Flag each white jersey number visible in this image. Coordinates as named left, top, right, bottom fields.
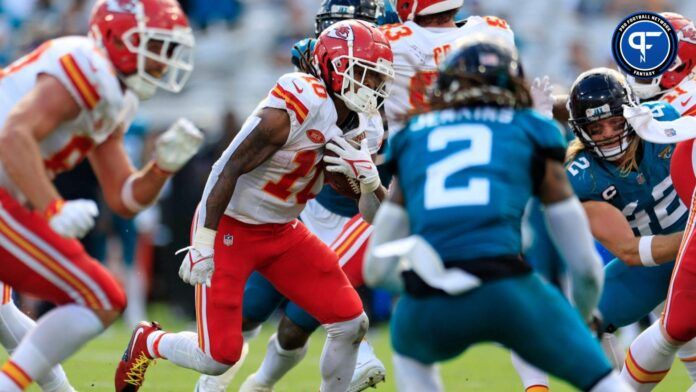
left=425, top=125, right=492, bottom=209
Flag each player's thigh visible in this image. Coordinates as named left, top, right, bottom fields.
left=599, top=258, right=674, bottom=330
left=493, top=274, right=612, bottom=391
left=0, top=191, right=125, bottom=311
left=198, top=216, right=265, bottom=362
left=671, top=139, right=695, bottom=205
left=664, top=228, right=696, bottom=341
left=390, top=294, right=480, bottom=365
left=333, top=215, right=372, bottom=288
left=259, top=226, right=363, bottom=325
left=284, top=301, right=321, bottom=333
left=299, top=200, right=350, bottom=245
left=242, top=271, right=285, bottom=324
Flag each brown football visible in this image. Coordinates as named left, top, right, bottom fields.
left=323, top=146, right=361, bottom=200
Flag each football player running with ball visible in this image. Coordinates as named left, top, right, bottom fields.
left=0, top=0, right=201, bottom=391
left=115, top=20, right=394, bottom=392
left=365, top=36, right=631, bottom=391
left=195, top=2, right=392, bottom=392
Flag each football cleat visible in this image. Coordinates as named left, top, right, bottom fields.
left=115, top=321, right=162, bottom=392
left=239, top=373, right=274, bottom=392
left=347, top=341, right=386, bottom=392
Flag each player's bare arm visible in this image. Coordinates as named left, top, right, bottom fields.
left=583, top=200, right=682, bottom=266
left=0, top=74, right=80, bottom=211
left=88, top=127, right=167, bottom=218
left=203, top=107, right=291, bottom=231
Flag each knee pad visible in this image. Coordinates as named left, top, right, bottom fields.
left=324, top=312, right=368, bottom=344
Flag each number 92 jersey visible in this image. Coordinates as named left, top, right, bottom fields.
left=566, top=101, right=687, bottom=236
left=385, top=107, right=566, bottom=262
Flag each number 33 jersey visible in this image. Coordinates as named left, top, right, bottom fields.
left=0, top=36, right=134, bottom=202
left=380, top=16, right=515, bottom=132
left=201, top=72, right=382, bottom=225
left=566, top=101, right=687, bottom=236
left=385, top=107, right=566, bottom=262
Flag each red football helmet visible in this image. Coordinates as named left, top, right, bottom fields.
left=391, top=0, right=463, bottom=22
left=314, top=20, right=394, bottom=113
left=628, top=12, right=696, bottom=100
left=89, top=0, right=195, bottom=99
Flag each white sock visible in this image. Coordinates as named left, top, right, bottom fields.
left=590, top=370, right=633, bottom=392
left=510, top=351, right=549, bottom=391
left=15, top=305, right=102, bottom=378
left=678, top=338, right=696, bottom=382
left=601, top=333, right=626, bottom=369
left=254, top=333, right=308, bottom=387
left=197, top=343, right=249, bottom=391
left=0, top=302, right=73, bottom=391
left=621, top=321, right=677, bottom=391
left=320, top=313, right=368, bottom=392
left=124, top=268, right=147, bottom=328
left=154, top=331, right=229, bottom=375
left=393, top=353, right=443, bottom=392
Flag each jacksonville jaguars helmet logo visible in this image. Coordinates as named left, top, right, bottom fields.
left=327, top=25, right=355, bottom=42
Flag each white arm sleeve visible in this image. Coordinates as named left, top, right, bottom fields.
left=544, top=196, right=604, bottom=321
left=635, top=115, right=696, bottom=144
left=364, top=201, right=411, bottom=292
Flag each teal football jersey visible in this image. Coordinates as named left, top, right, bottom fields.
left=566, top=101, right=686, bottom=236
left=386, top=107, right=567, bottom=262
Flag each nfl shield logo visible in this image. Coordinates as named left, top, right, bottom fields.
left=223, top=234, right=233, bottom=247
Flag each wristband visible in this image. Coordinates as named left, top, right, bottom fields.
left=194, top=227, right=217, bottom=248
left=639, top=235, right=657, bottom=266
left=121, top=173, right=148, bottom=213
left=43, top=199, right=64, bottom=220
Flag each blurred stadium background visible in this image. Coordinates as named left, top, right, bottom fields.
left=2, top=0, right=696, bottom=390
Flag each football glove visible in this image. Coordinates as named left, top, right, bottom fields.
left=45, top=199, right=99, bottom=239
left=623, top=104, right=654, bottom=135
left=155, top=118, right=204, bottom=174
left=531, top=76, right=554, bottom=119
left=324, top=137, right=381, bottom=193
left=177, top=227, right=216, bottom=287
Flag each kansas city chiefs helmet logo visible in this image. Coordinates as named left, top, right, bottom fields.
left=327, top=25, right=355, bottom=42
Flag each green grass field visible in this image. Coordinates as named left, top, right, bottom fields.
left=4, top=306, right=691, bottom=391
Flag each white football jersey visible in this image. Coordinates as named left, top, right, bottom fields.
left=382, top=16, right=515, bottom=132
left=199, top=72, right=384, bottom=225
left=0, top=36, right=132, bottom=201
left=662, top=75, right=696, bottom=116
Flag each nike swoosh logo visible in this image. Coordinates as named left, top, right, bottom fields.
left=291, top=221, right=299, bottom=229
left=129, top=328, right=144, bottom=359
left=292, top=81, right=304, bottom=94
left=682, top=96, right=693, bottom=107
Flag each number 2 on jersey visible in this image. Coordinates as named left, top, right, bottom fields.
left=263, top=150, right=321, bottom=203
left=425, top=125, right=492, bottom=209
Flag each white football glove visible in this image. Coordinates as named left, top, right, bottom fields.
left=177, top=227, right=216, bottom=287
left=46, top=199, right=99, bottom=239
left=623, top=104, right=654, bottom=134
left=531, top=76, right=554, bottom=119
left=155, top=118, right=204, bottom=173
left=323, top=137, right=381, bottom=193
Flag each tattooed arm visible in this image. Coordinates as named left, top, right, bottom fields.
left=202, top=107, right=290, bottom=230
